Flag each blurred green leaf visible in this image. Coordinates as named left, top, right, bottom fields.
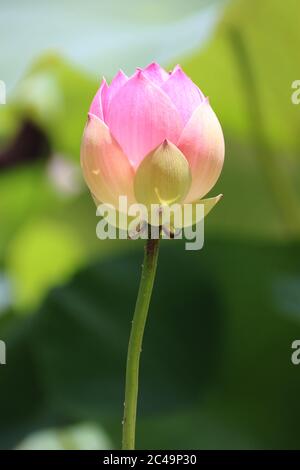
left=12, top=55, right=98, bottom=159
left=176, top=0, right=300, bottom=238
left=1, top=0, right=300, bottom=451
left=0, top=163, right=56, bottom=259
left=16, top=423, right=112, bottom=450
left=0, top=0, right=226, bottom=90
left=1, top=239, right=300, bottom=449
left=181, top=0, right=300, bottom=155
left=7, top=219, right=85, bottom=311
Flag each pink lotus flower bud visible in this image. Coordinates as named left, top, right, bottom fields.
left=81, top=63, right=224, bottom=225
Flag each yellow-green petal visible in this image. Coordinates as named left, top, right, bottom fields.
left=134, top=140, right=191, bottom=208
left=168, top=194, right=223, bottom=230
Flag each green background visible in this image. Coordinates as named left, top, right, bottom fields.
left=0, top=0, right=300, bottom=449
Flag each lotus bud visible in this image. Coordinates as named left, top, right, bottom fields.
left=81, top=63, right=224, bottom=229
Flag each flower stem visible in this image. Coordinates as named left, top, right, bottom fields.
left=122, top=236, right=160, bottom=450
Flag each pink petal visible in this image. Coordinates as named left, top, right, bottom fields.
left=102, top=70, right=128, bottom=122
left=81, top=113, right=135, bottom=207
left=89, top=79, right=108, bottom=120
left=106, top=71, right=183, bottom=168
left=142, top=62, right=169, bottom=86
left=177, top=99, right=225, bottom=202
left=162, top=65, right=204, bottom=125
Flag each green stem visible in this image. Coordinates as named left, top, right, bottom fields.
left=122, top=236, right=160, bottom=450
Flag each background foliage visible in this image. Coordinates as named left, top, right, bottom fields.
left=0, top=0, right=300, bottom=449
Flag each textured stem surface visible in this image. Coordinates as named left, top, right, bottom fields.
left=122, top=237, right=160, bottom=450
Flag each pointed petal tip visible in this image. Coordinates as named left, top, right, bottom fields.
left=106, top=69, right=183, bottom=167
left=145, top=61, right=159, bottom=69
left=110, top=69, right=128, bottom=84
left=174, top=193, right=223, bottom=228
left=87, top=111, right=101, bottom=123
left=86, top=112, right=109, bottom=134
left=171, top=64, right=183, bottom=75
left=129, top=68, right=147, bottom=83
left=169, top=65, right=197, bottom=84
left=117, top=69, right=127, bottom=77
left=142, top=62, right=169, bottom=84
left=134, top=139, right=191, bottom=206
left=122, top=65, right=166, bottom=88
left=135, top=68, right=147, bottom=81
left=144, top=61, right=166, bottom=73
